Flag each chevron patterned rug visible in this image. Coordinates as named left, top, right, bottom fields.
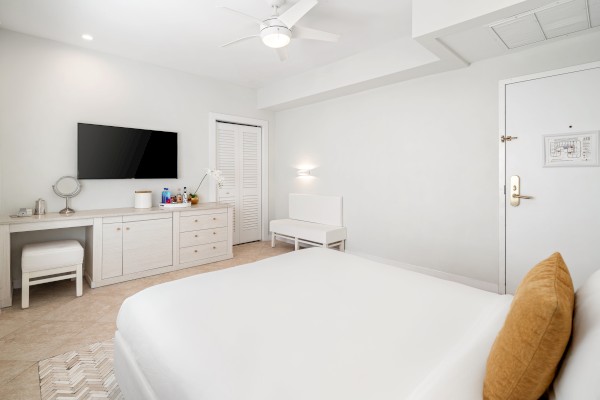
left=38, top=339, right=123, bottom=400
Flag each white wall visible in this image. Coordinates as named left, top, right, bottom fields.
left=0, top=30, right=274, bottom=281
left=0, top=29, right=274, bottom=215
left=272, top=31, right=600, bottom=287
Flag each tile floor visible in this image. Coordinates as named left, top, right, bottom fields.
left=0, top=241, right=293, bottom=399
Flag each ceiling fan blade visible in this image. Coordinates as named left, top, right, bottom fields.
left=292, top=25, right=340, bottom=42
left=278, top=0, right=318, bottom=29
left=217, top=6, right=264, bottom=24
left=221, top=35, right=260, bottom=47
left=276, top=47, right=288, bottom=61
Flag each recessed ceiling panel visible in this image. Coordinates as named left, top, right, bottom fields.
left=536, top=0, right=589, bottom=38
left=492, top=14, right=546, bottom=49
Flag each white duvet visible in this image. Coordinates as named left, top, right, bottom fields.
left=116, top=248, right=512, bottom=400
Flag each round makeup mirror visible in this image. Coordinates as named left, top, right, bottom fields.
left=52, top=176, right=81, bottom=214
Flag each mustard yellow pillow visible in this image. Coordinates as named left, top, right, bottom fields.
left=483, top=252, right=574, bottom=400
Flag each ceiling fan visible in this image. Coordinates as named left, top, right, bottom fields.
left=219, top=0, right=340, bottom=61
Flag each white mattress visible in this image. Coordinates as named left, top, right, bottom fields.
left=116, top=248, right=512, bottom=400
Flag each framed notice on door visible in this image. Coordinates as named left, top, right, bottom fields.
left=543, top=131, right=599, bottom=167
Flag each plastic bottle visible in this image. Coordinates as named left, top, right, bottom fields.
left=161, top=188, right=168, bottom=204
left=183, top=187, right=188, bottom=204
left=165, top=188, right=171, bottom=204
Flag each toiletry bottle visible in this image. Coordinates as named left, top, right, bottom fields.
left=165, top=188, right=171, bottom=204
left=183, top=187, right=188, bottom=204
left=177, top=189, right=183, bottom=204
left=161, top=188, right=168, bottom=204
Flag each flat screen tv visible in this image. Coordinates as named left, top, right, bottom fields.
left=77, top=123, right=178, bottom=179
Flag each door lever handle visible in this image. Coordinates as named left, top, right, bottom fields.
left=510, top=176, right=533, bottom=206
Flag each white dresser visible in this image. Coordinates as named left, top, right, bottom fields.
left=0, top=203, right=234, bottom=307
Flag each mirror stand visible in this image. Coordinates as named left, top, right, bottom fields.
left=60, top=197, right=75, bottom=215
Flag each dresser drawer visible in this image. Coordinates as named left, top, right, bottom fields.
left=180, top=241, right=227, bottom=264
left=180, top=213, right=226, bottom=232
left=180, top=227, right=227, bottom=248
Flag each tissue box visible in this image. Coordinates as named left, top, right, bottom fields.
left=134, top=190, right=152, bottom=209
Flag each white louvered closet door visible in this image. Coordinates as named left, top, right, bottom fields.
left=216, top=122, right=262, bottom=245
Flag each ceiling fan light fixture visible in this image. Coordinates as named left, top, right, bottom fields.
left=261, top=26, right=291, bottom=48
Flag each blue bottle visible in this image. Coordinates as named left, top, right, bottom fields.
left=165, top=188, right=171, bottom=204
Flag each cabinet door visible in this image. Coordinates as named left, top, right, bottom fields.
left=123, top=218, right=173, bottom=275
left=216, top=122, right=262, bottom=245
left=102, top=223, right=123, bottom=279
left=216, top=123, right=239, bottom=243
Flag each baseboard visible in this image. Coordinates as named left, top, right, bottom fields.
left=347, top=250, right=499, bottom=293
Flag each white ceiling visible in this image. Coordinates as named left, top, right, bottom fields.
left=0, top=0, right=413, bottom=88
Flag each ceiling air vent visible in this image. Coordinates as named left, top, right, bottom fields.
left=490, top=0, right=596, bottom=49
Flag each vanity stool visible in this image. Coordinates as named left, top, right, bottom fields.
left=21, top=240, right=84, bottom=309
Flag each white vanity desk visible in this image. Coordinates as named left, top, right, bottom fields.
left=0, top=203, right=233, bottom=308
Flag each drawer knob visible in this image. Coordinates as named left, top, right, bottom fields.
left=213, top=232, right=216, bottom=235
left=195, top=235, right=198, bottom=238
left=194, top=219, right=198, bottom=222
left=117, top=227, right=121, bottom=231
left=126, top=227, right=130, bottom=231
left=212, top=217, right=216, bottom=221
left=194, top=250, right=198, bottom=253
left=212, top=246, right=216, bottom=249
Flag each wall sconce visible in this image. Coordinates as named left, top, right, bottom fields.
left=297, top=169, right=312, bottom=177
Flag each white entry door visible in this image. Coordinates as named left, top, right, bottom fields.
left=504, top=63, right=600, bottom=293
left=216, top=122, right=262, bottom=245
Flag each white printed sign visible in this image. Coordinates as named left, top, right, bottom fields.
left=543, top=131, right=599, bottom=167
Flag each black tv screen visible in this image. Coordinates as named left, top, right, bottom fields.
left=77, top=123, right=178, bottom=179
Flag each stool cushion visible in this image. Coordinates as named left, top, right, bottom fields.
left=22, top=240, right=84, bottom=273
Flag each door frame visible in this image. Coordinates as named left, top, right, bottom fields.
left=208, top=112, right=270, bottom=241
left=498, top=60, right=600, bottom=294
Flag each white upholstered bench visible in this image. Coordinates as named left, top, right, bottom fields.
left=270, top=194, right=347, bottom=251
left=21, top=240, right=84, bottom=309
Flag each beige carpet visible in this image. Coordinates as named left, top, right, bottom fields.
left=38, top=340, right=122, bottom=400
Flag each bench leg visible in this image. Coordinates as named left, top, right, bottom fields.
left=294, top=238, right=299, bottom=251
left=22, top=272, right=30, bottom=309
left=271, top=232, right=275, bottom=248
left=340, top=241, right=345, bottom=252
left=76, top=264, right=83, bottom=297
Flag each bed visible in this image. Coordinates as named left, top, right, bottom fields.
left=115, top=248, right=515, bottom=399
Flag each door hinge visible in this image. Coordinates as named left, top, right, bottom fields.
left=501, top=135, right=518, bottom=143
